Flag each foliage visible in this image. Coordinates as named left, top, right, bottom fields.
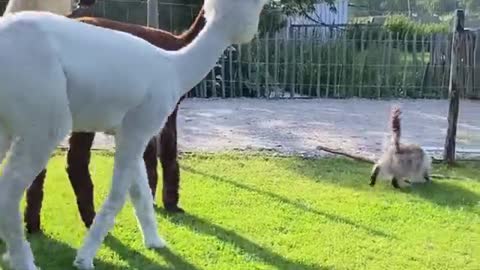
left=218, top=25, right=450, bottom=99
left=350, top=0, right=480, bottom=17
left=2, top=152, right=479, bottom=269
left=384, top=14, right=450, bottom=37
left=87, top=0, right=338, bottom=36
left=272, top=0, right=336, bottom=15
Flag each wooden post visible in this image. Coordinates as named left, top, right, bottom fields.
left=401, top=30, right=410, bottom=97
left=291, top=31, right=297, bottom=98
left=316, top=41, right=322, bottom=97
left=228, top=47, right=234, bottom=97
left=308, top=34, right=315, bottom=96
left=350, top=29, right=357, bottom=98
left=237, top=45, right=243, bottom=97
left=474, top=29, right=480, bottom=99
left=358, top=30, right=366, bottom=97
left=282, top=32, right=289, bottom=98
left=211, top=68, right=217, bottom=97
left=299, top=32, right=305, bottom=96
left=273, top=32, right=279, bottom=98
left=247, top=42, right=252, bottom=96
left=412, top=32, right=418, bottom=96
left=220, top=53, right=226, bottom=98
left=443, top=9, right=465, bottom=165
left=341, top=31, right=347, bottom=97
left=147, top=0, right=159, bottom=28
left=326, top=38, right=331, bottom=98
left=264, top=33, right=270, bottom=98
left=376, top=31, right=384, bottom=98
left=255, top=36, right=261, bottom=98
left=385, top=32, right=393, bottom=96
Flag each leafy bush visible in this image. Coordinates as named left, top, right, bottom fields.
left=384, top=15, right=450, bottom=38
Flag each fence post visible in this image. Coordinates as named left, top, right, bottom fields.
left=443, top=9, right=465, bottom=165
left=147, top=0, right=159, bottom=28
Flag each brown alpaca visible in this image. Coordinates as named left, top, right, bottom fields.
left=24, top=2, right=206, bottom=233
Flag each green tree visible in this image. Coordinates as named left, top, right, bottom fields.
left=156, top=0, right=333, bottom=33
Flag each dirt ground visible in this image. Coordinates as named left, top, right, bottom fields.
left=60, top=98, right=480, bottom=160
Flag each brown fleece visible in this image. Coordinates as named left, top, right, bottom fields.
left=24, top=2, right=205, bottom=233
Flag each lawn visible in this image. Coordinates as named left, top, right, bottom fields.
left=1, top=151, right=479, bottom=270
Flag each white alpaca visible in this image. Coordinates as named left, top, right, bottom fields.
left=3, top=0, right=73, bottom=15
left=0, top=0, right=268, bottom=269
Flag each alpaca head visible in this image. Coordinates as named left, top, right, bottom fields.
left=204, top=0, right=269, bottom=44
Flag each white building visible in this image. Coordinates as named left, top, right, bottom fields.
left=282, top=0, right=349, bottom=40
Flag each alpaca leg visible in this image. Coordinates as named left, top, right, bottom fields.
left=74, top=133, right=164, bottom=270
left=0, top=129, right=69, bottom=270
left=129, top=158, right=165, bottom=248
left=142, top=137, right=158, bottom=201
left=66, top=132, right=96, bottom=228
left=159, top=106, right=183, bottom=212
left=0, top=125, right=12, bottom=241
left=24, top=169, right=47, bottom=234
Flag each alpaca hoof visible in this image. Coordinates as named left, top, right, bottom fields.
left=145, top=236, right=167, bottom=249
left=84, top=221, right=93, bottom=229
left=26, top=224, right=42, bottom=235
left=2, top=251, right=39, bottom=270
left=73, top=257, right=94, bottom=270
left=164, top=203, right=184, bottom=214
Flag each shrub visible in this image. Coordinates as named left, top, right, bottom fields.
left=384, top=15, right=450, bottom=38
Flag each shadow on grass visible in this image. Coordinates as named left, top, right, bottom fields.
left=280, top=157, right=480, bottom=211
left=104, top=234, right=198, bottom=270
left=435, top=161, right=480, bottom=182
left=1, top=233, right=118, bottom=270
left=409, top=181, right=480, bottom=211
left=281, top=157, right=374, bottom=190
left=156, top=207, right=331, bottom=270
left=181, top=165, right=393, bottom=239
left=1, top=233, right=197, bottom=270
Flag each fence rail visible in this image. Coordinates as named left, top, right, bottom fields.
left=87, top=1, right=480, bottom=99
left=191, top=28, right=479, bottom=99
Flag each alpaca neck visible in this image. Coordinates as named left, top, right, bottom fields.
left=178, top=9, right=206, bottom=45
left=172, top=17, right=231, bottom=96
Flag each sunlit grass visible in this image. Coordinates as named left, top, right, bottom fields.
left=0, top=151, right=479, bottom=269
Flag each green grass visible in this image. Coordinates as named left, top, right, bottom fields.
left=1, top=151, right=480, bottom=270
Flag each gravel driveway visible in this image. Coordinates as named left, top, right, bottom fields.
left=60, top=98, right=480, bottom=160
